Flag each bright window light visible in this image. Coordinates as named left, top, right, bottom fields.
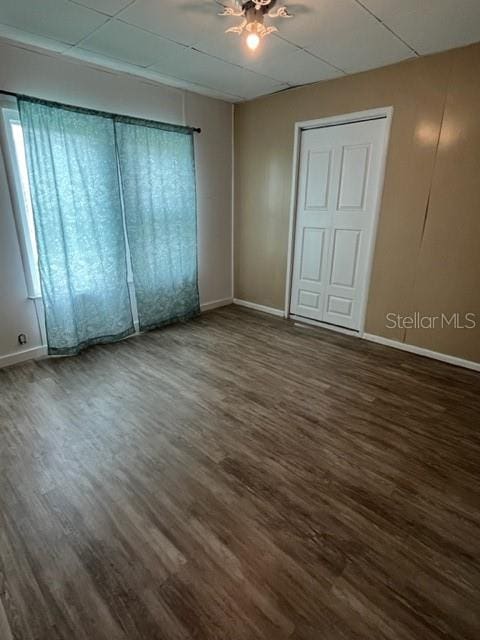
left=0, top=106, right=41, bottom=298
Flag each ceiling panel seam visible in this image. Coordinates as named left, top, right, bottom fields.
left=66, top=0, right=138, bottom=50
left=352, top=0, right=420, bottom=55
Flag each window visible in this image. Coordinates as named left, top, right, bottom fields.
left=2, top=95, right=199, bottom=355
left=0, top=102, right=41, bottom=298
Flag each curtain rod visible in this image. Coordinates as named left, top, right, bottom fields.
left=0, top=90, right=202, bottom=134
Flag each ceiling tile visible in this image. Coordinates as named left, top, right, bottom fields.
left=195, top=30, right=300, bottom=68
left=273, top=0, right=377, bottom=49
left=141, top=70, right=242, bottom=101
left=119, top=0, right=219, bottom=46
left=385, top=2, right=480, bottom=55
left=0, top=0, right=107, bottom=45
left=0, top=23, right=72, bottom=53
left=248, top=48, right=343, bottom=85
left=359, top=0, right=455, bottom=21
left=149, top=48, right=285, bottom=99
left=67, top=47, right=242, bottom=101
left=70, top=0, right=135, bottom=17
left=80, top=20, right=187, bottom=67
left=69, top=46, right=152, bottom=72
left=307, top=20, right=415, bottom=74
left=194, top=13, right=341, bottom=86
left=240, top=83, right=289, bottom=101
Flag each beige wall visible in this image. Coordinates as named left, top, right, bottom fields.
left=0, top=38, right=233, bottom=365
left=234, top=42, right=480, bottom=363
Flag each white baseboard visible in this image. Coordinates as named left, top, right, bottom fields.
left=200, top=297, right=233, bottom=312
left=0, top=345, right=47, bottom=369
left=233, top=298, right=285, bottom=318
left=0, top=302, right=232, bottom=370
left=363, top=333, right=480, bottom=372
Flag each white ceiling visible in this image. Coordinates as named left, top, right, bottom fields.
left=0, top=0, right=479, bottom=102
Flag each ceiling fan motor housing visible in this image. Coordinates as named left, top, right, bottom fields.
left=242, top=0, right=278, bottom=15
left=244, top=0, right=277, bottom=31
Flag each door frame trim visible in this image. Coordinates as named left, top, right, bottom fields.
left=284, top=107, right=394, bottom=335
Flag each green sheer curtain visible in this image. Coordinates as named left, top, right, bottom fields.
left=18, top=98, right=134, bottom=355
left=115, top=121, right=199, bottom=331
left=18, top=96, right=199, bottom=355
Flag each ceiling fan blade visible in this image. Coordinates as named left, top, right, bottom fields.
left=268, top=7, right=293, bottom=18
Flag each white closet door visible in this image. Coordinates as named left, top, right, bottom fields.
left=290, top=118, right=387, bottom=331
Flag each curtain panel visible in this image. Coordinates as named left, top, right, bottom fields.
left=115, top=121, right=199, bottom=331
left=18, top=96, right=200, bottom=355
left=18, top=98, right=134, bottom=355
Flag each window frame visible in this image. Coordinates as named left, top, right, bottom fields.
left=0, top=97, right=41, bottom=299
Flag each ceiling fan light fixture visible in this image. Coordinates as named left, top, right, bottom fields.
left=219, top=0, right=293, bottom=52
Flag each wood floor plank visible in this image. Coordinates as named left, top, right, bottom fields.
left=0, top=305, right=479, bottom=639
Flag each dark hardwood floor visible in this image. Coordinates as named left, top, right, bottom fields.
left=0, top=305, right=479, bottom=640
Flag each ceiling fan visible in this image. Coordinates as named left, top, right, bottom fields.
left=218, top=0, right=293, bottom=52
